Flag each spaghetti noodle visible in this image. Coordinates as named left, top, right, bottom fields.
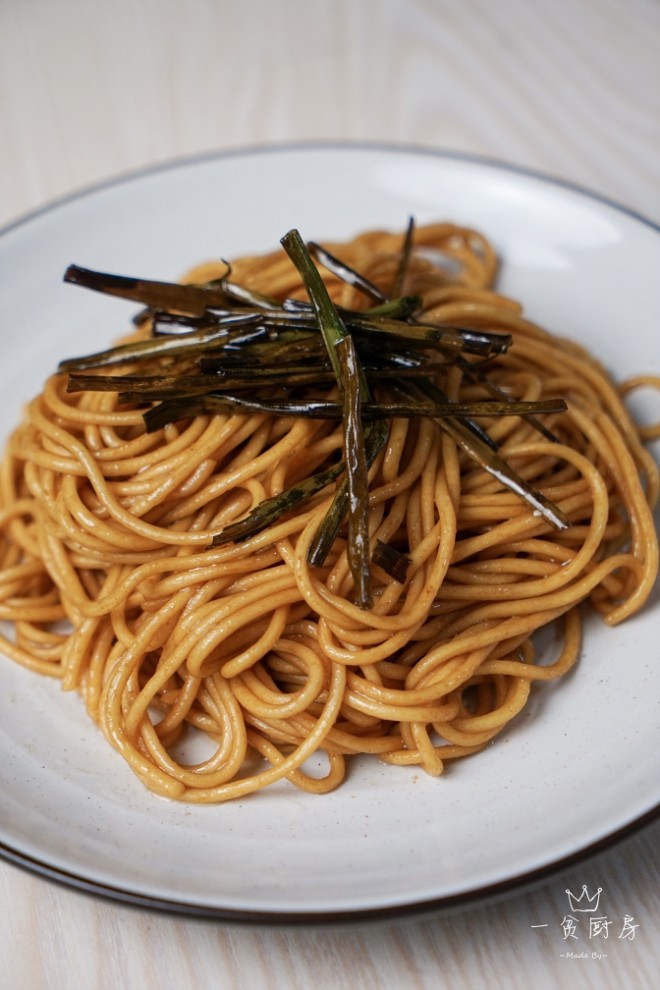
left=0, top=222, right=657, bottom=802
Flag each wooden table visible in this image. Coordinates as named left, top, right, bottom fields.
left=1, top=2, right=658, bottom=987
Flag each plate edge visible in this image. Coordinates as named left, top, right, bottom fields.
left=2, top=141, right=659, bottom=240
left=1, top=805, right=658, bottom=925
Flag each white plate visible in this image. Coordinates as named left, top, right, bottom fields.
left=0, top=145, right=658, bottom=922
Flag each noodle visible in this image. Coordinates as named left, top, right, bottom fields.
left=0, top=222, right=657, bottom=803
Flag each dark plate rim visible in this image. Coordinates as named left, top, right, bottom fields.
left=3, top=809, right=658, bottom=926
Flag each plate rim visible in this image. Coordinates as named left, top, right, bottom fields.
left=1, top=809, right=658, bottom=925
left=2, top=139, right=659, bottom=239
left=1, top=140, right=658, bottom=923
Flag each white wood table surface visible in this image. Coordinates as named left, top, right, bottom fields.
left=0, top=2, right=658, bottom=988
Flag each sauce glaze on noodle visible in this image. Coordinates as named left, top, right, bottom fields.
left=0, top=223, right=657, bottom=802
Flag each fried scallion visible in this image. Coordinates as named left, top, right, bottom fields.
left=281, top=229, right=381, bottom=606
left=58, top=317, right=262, bottom=372
left=64, top=264, right=230, bottom=315
left=308, top=241, right=386, bottom=304
left=402, top=379, right=569, bottom=530
left=210, top=461, right=345, bottom=547
left=59, top=221, right=573, bottom=609
left=337, top=335, right=373, bottom=607
left=390, top=216, right=415, bottom=300
left=457, top=356, right=562, bottom=443
left=372, top=539, right=411, bottom=584
left=66, top=370, right=564, bottom=420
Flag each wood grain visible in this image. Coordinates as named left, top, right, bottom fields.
left=2, top=821, right=659, bottom=990
left=1, top=0, right=658, bottom=228
left=0, top=1, right=658, bottom=988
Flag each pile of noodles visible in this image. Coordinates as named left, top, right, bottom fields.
left=0, top=223, right=658, bottom=802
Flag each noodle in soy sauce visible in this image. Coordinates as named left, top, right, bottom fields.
left=0, top=221, right=657, bottom=802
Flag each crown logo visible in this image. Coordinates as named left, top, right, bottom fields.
left=566, top=885, right=602, bottom=913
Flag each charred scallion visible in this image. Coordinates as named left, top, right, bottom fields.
left=210, top=461, right=345, bottom=547
left=60, top=220, right=573, bottom=611
left=390, top=216, right=415, bottom=300
left=280, top=229, right=384, bottom=604
left=64, top=264, right=230, bottom=315
left=402, top=379, right=569, bottom=530
left=308, top=241, right=386, bottom=305
left=372, top=540, right=411, bottom=584
left=337, top=335, right=372, bottom=608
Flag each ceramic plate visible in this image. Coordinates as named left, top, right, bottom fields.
left=0, top=145, right=658, bottom=922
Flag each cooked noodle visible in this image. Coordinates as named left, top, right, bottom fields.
left=0, top=223, right=657, bottom=802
